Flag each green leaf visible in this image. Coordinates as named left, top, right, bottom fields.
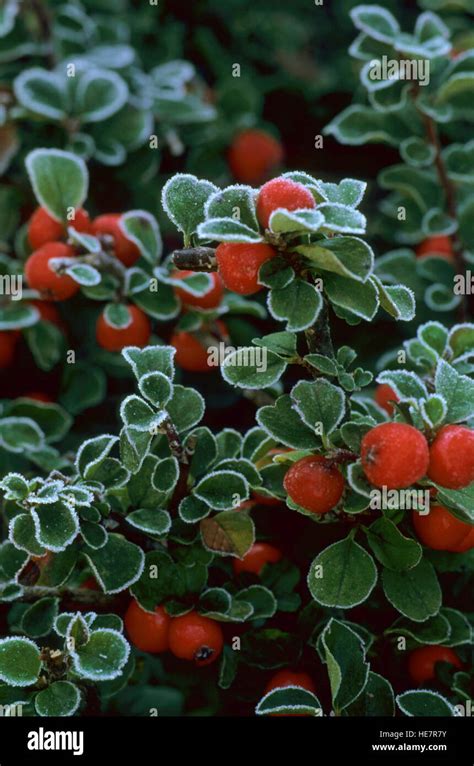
left=269, top=208, right=325, bottom=234
left=268, top=279, right=323, bottom=331
left=0, top=473, right=29, bottom=501
left=324, top=273, right=379, bottom=321
left=205, top=185, right=258, bottom=230
left=123, top=344, right=176, bottom=381
left=25, top=149, right=88, bottom=223
left=235, top=585, right=277, bottom=619
left=65, top=263, right=100, bottom=286
left=200, top=510, right=254, bottom=557
left=198, top=217, right=263, bottom=243
left=322, top=619, right=369, bottom=712
left=372, top=276, right=416, bottom=321
left=319, top=203, right=366, bottom=234
left=350, top=5, right=400, bottom=43
left=76, top=68, right=128, bottom=123
left=253, top=331, right=297, bottom=360
left=194, top=471, right=249, bottom=511
left=382, top=558, right=441, bottom=622
left=317, top=178, right=367, bottom=208
left=256, top=687, right=322, bottom=716
left=21, top=598, right=58, bottom=638
left=435, top=359, right=474, bottom=423
left=120, top=395, right=165, bottom=433
left=120, top=210, right=162, bottom=265
left=0, top=637, right=41, bottom=686
left=72, top=629, right=129, bottom=681
left=14, top=68, right=66, bottom=120
left=257, top=395, right=320, bottom=449
left=84, top=534, right=144, bottom=594
left=0, top=302, right=39, bottom=331
left=365, top=518, right=422, bottom=571
left=35, top=681, right=81, bottom=717
left=221, top=348, right=287, bottom=389
left=291, top=379, right=345, bottom=435
left=126, top=509, right=171, bottom=536
left=0, top=417, right=44, bottom=453
left=296, top=236, right=374, bottom=282
left=31, top=501, right=79, bottom=552
left=325, top=105, right=410, bottom=147
left=308, top=538, right=378, bottom=608
left=165, top=385, right=204, bottom=432
left=345, top=672, right=394, bottom=716
left=396, top=690, right=456, bottom=717
left=137, top=372, right=173, bottom=408
left=385, top=614, right=451, bottom=645
left=76, top=435, right=118, bottom=479
left=161, top=174, right=218, bottom=240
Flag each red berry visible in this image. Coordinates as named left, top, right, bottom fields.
left=24, top=392, right=53, bottom=403
left=81, top=576, right=100, bottom=591
left=124, top=599, right=171, bottom=653
left=216, top=242, right=277, bottom=295
left=256, top=177, right=316, bottom=230
left=29, top=300, right=62, bottom=326
left=375, top=383, right=399, bottom=415
left=233, top=543, right=282, bottom=575
left=170, top=331, right=212, bottom=372
left=168, top=611, right=223, bottom=666
left=416, top=236, right=454, bottom=261
left=0, top=332, right=18, bottom=369
left=252, top=492, right=282, bottom=507
left=451, top=526, right=474, bottom=552
left=92, top=214, right=141, bottom=267
left=361, top=422, right=429, bottom=489
left=265, top=670, right=316, bottom=695
left=427, top=425, right=474, bottom=489
left=174, top=270, right=224, bottom=310
left=228, top=129, right=284, bottom=184
left=96, top=305, right=151, bottom=352
left=412, top=504, right=473, bottom=551
left=25, top=242, right=79, bottom=301
left=28, top=206, right=91, bottom=250
left=408, top=645, right=462, bottom=685
left=283, top=455, right=345, bottom=514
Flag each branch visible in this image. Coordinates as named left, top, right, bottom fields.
left=21, top=586, right=116, bottom=605
left=305, top=298, right=335, bottom=358
left=161, top=416, right=189, bottom=464
left=172, top=247, right=217, bottom=271
left=27, top=0, right=56, bottom=68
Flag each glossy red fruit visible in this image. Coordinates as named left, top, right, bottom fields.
left=28, top=206, right=91, bottom=250
left=451, top=526, right=474, bottom=552
left=29, top=300, right=62, bottom=326
left=427, top=425, right=474, bottom=489
left=408, top=645, right=462, bottom=684
left=361, top=422, right=429, bottom=489
left=283, top=455, right=345, bottom=514
left=25, top=242, right=79, bottom=301
left=168, top=611, right=223, bottom=666
left=265, top=670, right=316, bottom=695
left=124, top=599, right=171, bottom=653
left=216, top=242, right=277, bottom=295
left=170, top=331, right=212, bottom=372
left=412, top=504, right=473, bottom=551
left=92, top=214, right=141, bottom=267
left=233, top=543, right=282, bottom=575
left=174, top=270, right=224, bottom=310
left=0, top=332, right=18, bottom=368
left=228, top=129, right=284, bottom=184
left=416, top=236, right=454, bottom=261
left=256, top=177, right=316, bottom=230
left=375, top=383, right=399, bottom=415
left=96, top=305, right=151, bottom=352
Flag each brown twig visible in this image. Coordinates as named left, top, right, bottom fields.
left=172, top=247, right=217, bottom=271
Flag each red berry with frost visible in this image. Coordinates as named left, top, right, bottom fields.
left=427, top=425, right=474, bottom=489
left=283, top=455, right=344, bottom=514
left=216, top=242, right=277, bottom=295
left=375, top=383, right=399, bottom=415
left=168, top=611, right=223, bottom=666
left=256, top=177, right=316, bottom=230
left=25, top=242, right=79, bottom=301
left=124, top=599, right=171, bottom=653
left=96, top=305, right=151, bottom=352
left=92, top=214, right=141, bottom=267
left=228, top=129, right=284, bottom=184
left=233, top=543, right=282, bottom=575
left=28, top=206, right=91, bottom=250
left=361, top=422, right=429, bottom=489
left=174, top=270, right=224, bottom=310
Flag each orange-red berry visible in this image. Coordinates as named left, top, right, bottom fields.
left=412, top=504, right=473, bottom=551
left=124, top=599, right=171, bottom=653
left=216, top=242, right=277, bottom=295
left=174, top=270, right=224, bottom=310
left=92, top=214, right=141, bottom=267
left=228, top=129, right=284, bottom=184
left=96, top=305, right=151, bottom=352
left=28, top=206, right=91, bottom=250
left=25, top=242, right=79, bottom=301
left=427, top=425, right=474, bottom=489
left=0, top=332, right=18, bottom=369
left=361, top=422, right=429, bottom=489
left=29, top=300, right=62, bottom=327
left=168, top=611, right=223, bottom=666
left=256, top=177, right=316, bottom=230
left=375, top=383, right=399, bottom=415
left=170, top=330, right=212, bottom=372
left=233, top=543, right=282, bottom=575
left=265, top=670, right=316, bottom=695
left=408, top=645, right=462, bottom=685
left=283, top=455, right=345, bottom=514
left=416, top=236, right=454, bottom=261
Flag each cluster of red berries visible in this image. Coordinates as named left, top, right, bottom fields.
left=124, top=601, right=223, bottom=666
left=216, top=177, right=316, bottom=295
left=24, top=206, right=151, bottom=352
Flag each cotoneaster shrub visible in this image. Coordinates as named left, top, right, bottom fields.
left=0, top=139, right=472, bottom=719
